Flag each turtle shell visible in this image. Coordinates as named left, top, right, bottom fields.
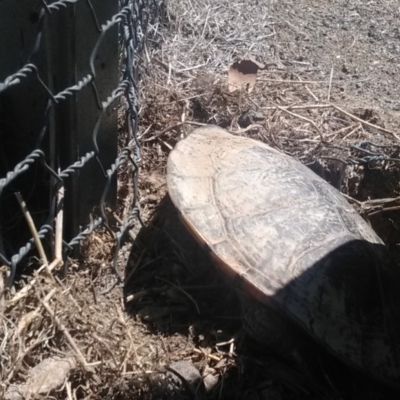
left=167, top=125, right=400, bottom=387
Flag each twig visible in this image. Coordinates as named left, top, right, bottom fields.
left=15, top=192, right=48, bottom=266
left=326, top=124, right=357, bottom=139
left=368, top=205, right=400, bottom=216
left=331, top=104, right=400, bottom=140
left=41, top=297, right=91, bottom=370
left=125, top=251, right=156, bottom=286
left=274, top=104, right=324, bottom=140
left=157, top=277, right=200, bottom=314
left=176, top=62, right=208, bottom=73
left=258, top=78, right=327, bottom=84
left=160, top=138, right=173, bottom=150
left=216, top=338, right=235, bottom=347
left=112, top=213, right=136, bottom=241
left=327, top=66, right=334, bottom=102
left=305, top=85, right=319, bottom=101
left=15, top=288, right=57, bottom=337
left=66, top=381, right=73, bottom=400
left=341, top=124, right=362, bottom=142
left=167, top=62, right=172, bottom=85
left=137, top=124, right=153, bottom=140
left=227, top=124, right=264, bottom=134
left=264, top=104, right=332, bottom=111
left=91, top=333, right=119, bottom=368
left=7, top=258, right=63, bottom=306
left=0, top=266, right=6, bottom=323
left=144, top=121, right=206, bottom=142
left=193, top=347, right=221, bottom=362
left=125, top=286, right=167, bottom=303
left=346, top=195, right=400, bottom=210
left=5, top=290, right=57, bottom=383
left=55, top=183, right=64, bottom=261
left=189, top=6, right=211, bottom=52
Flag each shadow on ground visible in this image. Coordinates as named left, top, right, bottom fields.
left=122, top=194, right=400, bottom=400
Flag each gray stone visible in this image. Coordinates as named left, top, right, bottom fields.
left=5, top=357, right=76, bottom=399
left=166, top=361, right=206, bottom=399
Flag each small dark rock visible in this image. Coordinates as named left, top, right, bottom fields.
left=238, top=109, right=265, bottom=128
left=166, top=361, right=206, bottom=399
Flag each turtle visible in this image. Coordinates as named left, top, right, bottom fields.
left=166, top=125, right=400, bottom=389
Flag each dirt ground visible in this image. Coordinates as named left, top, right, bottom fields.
left=2, top=0, right=400, bottom=399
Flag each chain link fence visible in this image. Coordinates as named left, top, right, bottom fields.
left=0, top=0, right=164, bottom=288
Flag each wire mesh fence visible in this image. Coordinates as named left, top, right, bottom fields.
left=0, top=0, right=164, bottom=288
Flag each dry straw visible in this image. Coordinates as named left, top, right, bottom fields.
left=3, top=0, right=400, bottom=398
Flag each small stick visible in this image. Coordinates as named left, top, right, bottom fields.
left=0, top=266, right=5, bottom=323
left=160, top=138, right=173, bottom=150
left=326, top=123, right=358, bottom=138
left=42, top=298, right=89, bottom=369
left=158, top=92, right=209, bottom=106
left=332, top=104, right=400, bottom=139
left=258, top=78, right=327, bottom=84
left=15, top=192, right=48, bottom=266
left=216, top=338, right=235, bottom=347
left=227, top=124, right=264, bottom=134
left=55, top=183, right=64, bottom=261
left=327, top=66, right=334, bottom=102
left=193, top=347, right=221, bottom=362
left=176, top=62, right=208, bottom=73
left=189, top=6, right=211, bottom=52
left=124, top=249, right=151, bottom=286
left=14, top=288, right=57, bottom=339
left=137, top=124, right=153, bottom=140
left=274, top=104, right=324, bottom=140
left=157, top=277, right=200, bottom=314
left=305, top=85, right=319, bottom=101
left=368, top=205, right=400, bottom=216
left=125, top=286, right=167, bottom=303
left=341, top=124, right=362, bottom=142
left=144, top=121, right=206, bottom=142
left=264, top=104, right=332, bottom=111
left=112, top=213, right=136, bottom=241
left=167, top=62, right=172, bottom=86
left=65, top=381, right=73, bottom=400
left=342, top=194, right=362, bottom=205
left=7, top=258, right=63, bottom=306
left=91, top=333, right=119, bottom=367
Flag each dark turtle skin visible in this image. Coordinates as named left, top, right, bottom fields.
left=166, top=125, right=400, bottom=389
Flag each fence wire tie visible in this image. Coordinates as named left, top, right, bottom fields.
left=99, top=149, right=137, bottom=234
left=90, top=6, right=132, bottom=79
left=0, top=65, right=55, bottom=103
left=29, top=1, right=81, bottom=64
left=0, top=150, right=61, bottom=196
left=92, top=81, right=132, bottom=154
left=55, top=75, right=94, bottom=102
left=59, top=152, right=96, bottom=179
left=63, top=217, right=104, bottom=276
left=85, top=0, right=102, bottom=32
left=6, top=224, right=54, bottom=286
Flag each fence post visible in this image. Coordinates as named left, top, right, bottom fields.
left=54, top=1, right=119, bottom=239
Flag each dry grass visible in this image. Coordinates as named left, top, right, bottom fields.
left=2, top=0, right=400, bottom=399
